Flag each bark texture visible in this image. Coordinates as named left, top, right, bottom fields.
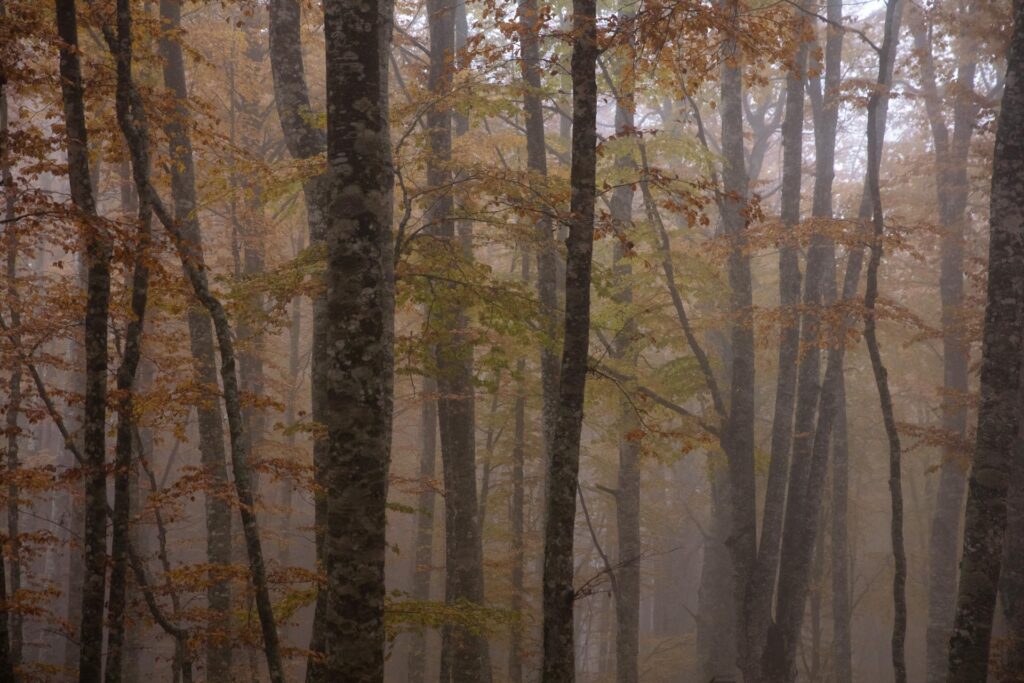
left=948, top=4, right=1024, bottom=680
left=157, top=2, right=234, bottom=673
left=540, top=0, right=598, bottom=674
left=321, top=0, right=395, bottom=676
left=55, top=2, right=111, bottom=679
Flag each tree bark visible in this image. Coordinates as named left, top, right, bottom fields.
left=157, top=2, right=234, bottom=674
left=0, top=21, right=19, bottom=677
left=409, top=378, right=438, bottom=683
left=424, top=0, right=492, bottom=677
left=321, top=0, right=395, bottom=677
left=610, top=77, right=640, bottom=683
left=807, top=5, right=848, bottom=679
left=509, top=354, right=527, bottom=683
left=517, top=0, right=560, bottom=463
left=947, top=4, right=1024, bottom=679
left=55, top=1, right=111, bottom=679
left=908, top=8, right=978, bottom=680
left=103, top=18, right=153, bottom=670
left=265, top=2, right=333, bottom=676
left=716, top=4, right=758, bottom=680
left=540, top=0, right=597, bottom=674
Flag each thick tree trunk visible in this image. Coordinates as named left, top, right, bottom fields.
left=947, top=5, right=1024, bottom=680
left=55, top=2, right=111, bottom=680
left=716, top=4, right=758, bottom=679
left=321, top=0, right=395, bottom=677
left=908, top=8, right=978, bottom=680
left=157, top=3, right=234, bottom=674
left=540, top=0, right=597, bottom=674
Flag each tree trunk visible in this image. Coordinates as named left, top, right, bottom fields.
left=947, top=5, right=1024, bottom=679
left=758, top=9, right=814, bottom=678
left=424, top=0, right=491, bottom=678
left=610, top=80, right=640, bottom=683
left=265, top=2, right=333, bottom=676
left=509, top=353, right=527, bottom=683
left=517, top=0, right=560, bottom=463
left=321, top=0, right=395, bottom=676
left=0, top=26, right=19, bottom=678
left=861, top=2, right=908, bottom=678
left=104, top=27, right=153, bottom=672
left=717, top=3, right=758, bottom=679
left=540, top=0, right=597, bottom=674
left=157, top=2, right=234, bottom=674
left=908, top=8, right=978, bottom=680
left=55, top=2, right=111, bottom=680
left=409, top=378, right=438, bottom=683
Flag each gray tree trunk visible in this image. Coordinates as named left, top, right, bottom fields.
left=947, top=4, right=1024, bottom=679
left=540, top=0, right=598, bottom=674
left=409, top=378, right=438, bottom=683
left=908, top=8, right=978, bottom=680
left=157, top=2, right=234, bottom=674
left=55, top=2, right=111, bottom=679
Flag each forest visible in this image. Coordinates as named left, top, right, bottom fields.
left=0, top=0, right=1022, bottom=680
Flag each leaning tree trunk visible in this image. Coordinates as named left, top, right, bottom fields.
left=908, top=7, right=978, bottom=680
left=157, top=2, right=234, bottom=674
left=321, top=0, right=395, bottom=677
left=55, top=2, right=111, bottom=680
left=265, top=2, right=332, bottom=677
left=103, top=5, right=154, bottom=674
left=517, top=0, right=560, bottom=463
left=540, top=0, right=598, bottom=675
left=947, top=5, right=1024, bottom=680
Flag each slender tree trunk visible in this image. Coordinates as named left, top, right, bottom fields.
left=0, top=26, right=19, bottom=678
left=265, top=5, right=332, bottom=674
left=759, top=9, right=815, bottom=678
left=424, top=0, right=491, bottom=677
left=540, top=0, right=597, bottom=674
left=948, top=5, right=1024, bottom=679
left=861, top=4, right=908, bottom=680
left=610, top=78, right=640, bottom=683
left=321, top=0, right=395, bottom=676
left=517, top=0, right=560, bottom=462
left=908, top=8, right=978, bottom=680
left=409, top=378, right=438, bottom=683
left=104, top=31, right=154, bottom=673
left=509, top=354, right=527, bottom=683
left=55, top=2, right=111, bottom=679
left=807, top=5, right=849, bottom=680
left=157, top=3, right=234, bottom=674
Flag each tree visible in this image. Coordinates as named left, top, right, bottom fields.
left=540, top=0, right=598, bottom=674
left=947, top=3, right=1024, bottom=679
left=321, top=0, right=395, bottom=676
